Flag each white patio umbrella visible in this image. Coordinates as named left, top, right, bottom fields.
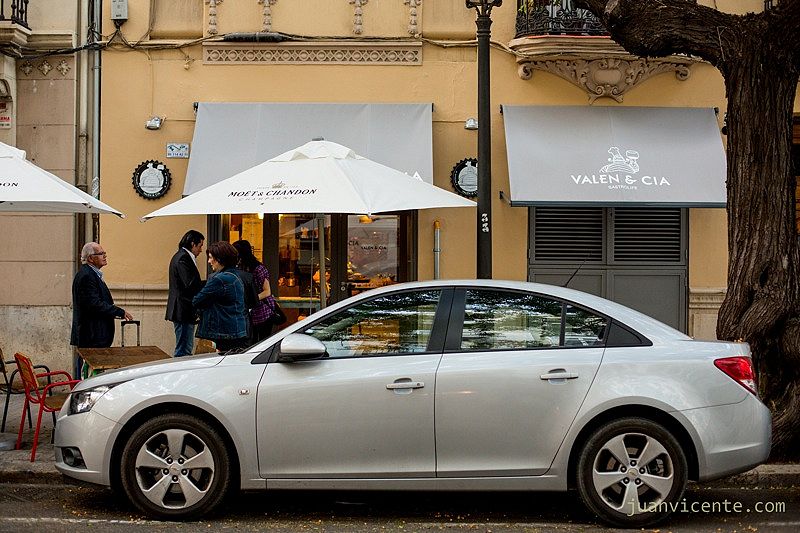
left=142, top=140, right=473, bottom=219
left=143, top=140, right=474, bottom=306
left=0, top=142, right=124, bottom=217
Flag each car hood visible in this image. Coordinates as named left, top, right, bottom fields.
left=73, top=353, right=224, bottom=392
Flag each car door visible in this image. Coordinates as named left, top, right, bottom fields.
left=435, top=288, right=606, bottom=477
left=257, top=288, right=451, bottom=479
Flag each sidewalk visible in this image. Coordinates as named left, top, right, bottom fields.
left=0, top=392, right=63, bottom=484
left=1, top=392, right=799, bottom=487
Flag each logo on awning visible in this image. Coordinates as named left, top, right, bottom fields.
left=228, top=184, right=318, bottom=200
left=570, top=147, right=672, bottom=190
left=600, top=147, right=639, bottom=174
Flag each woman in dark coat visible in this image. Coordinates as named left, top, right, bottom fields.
left=233, top=240, right=277, bottom=343
left=192, top=241, right=248, bottom=352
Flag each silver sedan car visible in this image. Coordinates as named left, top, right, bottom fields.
left=55, top=280, right=770, bottom=527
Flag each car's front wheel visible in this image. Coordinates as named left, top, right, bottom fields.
left=120, top=413, right=232, bottom=520
left=576, top=417, right=687, bottom=527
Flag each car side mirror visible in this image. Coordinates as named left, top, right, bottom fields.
left=277, top=333, right=328, bottom=362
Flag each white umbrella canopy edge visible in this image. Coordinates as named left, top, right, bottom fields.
left=140, top=140, right=474, bottom=221
left=0, top=141, right=125, bottom=217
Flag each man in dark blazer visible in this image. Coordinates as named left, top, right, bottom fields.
left=71, top=242, right=133, bottom=350
left=166, top=230, right=205, bottom=356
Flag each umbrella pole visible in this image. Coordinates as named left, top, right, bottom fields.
left=317, top=214, right=327, bottom=309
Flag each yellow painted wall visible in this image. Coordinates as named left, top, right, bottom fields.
left=100, top=0, right=737, bottom=296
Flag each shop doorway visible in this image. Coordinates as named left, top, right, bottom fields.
left=212, top=212, right=417, bottom=325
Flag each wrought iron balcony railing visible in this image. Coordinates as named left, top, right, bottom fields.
left=515, top=0, right=607, bottom=38
left=0, top=0, right=30, bottom=30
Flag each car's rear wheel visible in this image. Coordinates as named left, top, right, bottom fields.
left=120, top=413, right=232, bottom=520
left=576, top=417, right=687, bottom=527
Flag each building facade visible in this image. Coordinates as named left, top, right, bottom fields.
left=6, top=0, right=793, bottom=369
left=0, top=1, right=97, bottom=371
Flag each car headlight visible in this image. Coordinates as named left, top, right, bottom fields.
left=68, top=384, right=119, bottom=415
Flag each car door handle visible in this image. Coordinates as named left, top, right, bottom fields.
left=540, top=371, right=579, bottom=380
left=386, top=381, right=425, bottom=390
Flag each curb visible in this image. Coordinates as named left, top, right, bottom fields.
left=0, top=469, right=82, bottom=486
left=702, top=464, right=800, bottom=489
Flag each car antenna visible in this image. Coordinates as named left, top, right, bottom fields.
left=563, top=253, right=591, bottom=288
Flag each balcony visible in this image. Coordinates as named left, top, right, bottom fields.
left=509, top=0, right=693, bottom=102
left=0, top=0, right=31, bottom=48
left=515, top=0, right=607, bottom=38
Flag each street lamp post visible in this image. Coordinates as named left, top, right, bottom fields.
left=466, top=0, right=501, bottom=279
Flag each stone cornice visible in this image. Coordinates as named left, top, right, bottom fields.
left=27, top=31, right=77, bottom=50
left=689, top=287, right=727, bottom=310
left=109, top=284, right=169, bottom=308
left=203, top=40, right=422, bottom=65
left=0, top=21, right=31, bottom=49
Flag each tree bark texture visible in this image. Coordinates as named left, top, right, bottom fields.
left=577, top=0, right=800, bottom=458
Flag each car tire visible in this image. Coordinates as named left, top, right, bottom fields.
left=576, top=417, right=687, bottom=528
left=119, top=413, right=232, bottom=520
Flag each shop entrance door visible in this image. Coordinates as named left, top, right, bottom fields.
left=330, top=214, right=412, bottom=303
left=214, top=213, right=417, bottom=326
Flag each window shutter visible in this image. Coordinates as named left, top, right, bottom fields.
left=533, top=207, right=603, bottom=262
left=612, top=208, right=682, bottom=263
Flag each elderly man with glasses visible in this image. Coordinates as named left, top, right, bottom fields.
left=70, top=242, right=133, bottom=366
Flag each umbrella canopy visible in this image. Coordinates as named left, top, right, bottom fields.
left=142, top=140, right=474, bottom=220
left=0, top=142, right=124, bottom=217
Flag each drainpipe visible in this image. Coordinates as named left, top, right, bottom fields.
left=75, top=0, right=90, bottom=259
left=433, top=220, right=441, bottom=280
left=90, top=0, right=102, bottom=242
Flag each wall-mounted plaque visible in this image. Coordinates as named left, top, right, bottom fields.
left=132, top=160, right=171, bottom=200
left=166, top=143, right=190, bottom=158
left=450, top=157, right=478, bottom=198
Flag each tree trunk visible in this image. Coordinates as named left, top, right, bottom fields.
left=574, top=0, right=800, bottom=458
left=717, top=43, right=800, bottom=459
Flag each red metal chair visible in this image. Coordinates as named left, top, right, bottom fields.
left=1, top=347, right=52, bottom=433
left=14, top=353, right=80, bottom=462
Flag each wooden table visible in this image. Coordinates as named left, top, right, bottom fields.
left=76, top=346, right=171, bottom=378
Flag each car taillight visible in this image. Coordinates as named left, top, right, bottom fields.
left=714, top=356, right=758, bottom=396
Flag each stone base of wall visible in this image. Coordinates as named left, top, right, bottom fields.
left=0, top=286, right=175, bottom=374
left=0, top=306, right=73, bottom=373
left=688, top=287, right=726, bottom=340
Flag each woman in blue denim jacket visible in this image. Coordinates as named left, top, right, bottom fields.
left=192, top=241, right=248, bottom=352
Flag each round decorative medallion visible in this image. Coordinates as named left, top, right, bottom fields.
left=450, top=158, right=478, bottom=198
left=132, top=160, right=171, bottom=200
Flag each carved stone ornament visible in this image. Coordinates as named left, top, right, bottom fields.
left=56, top=60, right=71, bottom=76
left=259, top=0, right=278, bottom=32
left=405, top=0, right=422, bottom=37
left=349, top=0, right=369, bottom=35
left=19, top=60, right=33, bottom=76
left=204, top=41, right=421, bottom=65
left=205, top=0, right=224, bottom=36
left=517, top=57, right=691, bottom=103
left=37, top=60, right=53, bottom=76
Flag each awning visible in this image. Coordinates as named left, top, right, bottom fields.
left=502, top=106, right=727, bottom=207
left=185, top=103, right=433, bottom=195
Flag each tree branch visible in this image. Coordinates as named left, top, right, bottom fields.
left=771, top=0, right=800, bottom=69
left=576, top=0, right=737, bottom=67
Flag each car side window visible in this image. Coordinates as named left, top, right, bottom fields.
left=461, top=290, right=563, bottom=351
left=564, top=304, right=608, bottom=346
left=302, top=290, right=441, bottom=358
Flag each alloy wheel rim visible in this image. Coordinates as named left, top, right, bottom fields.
left=133, top=428, right=215, bottom=509
left=591, top=432, right=675, bottom=516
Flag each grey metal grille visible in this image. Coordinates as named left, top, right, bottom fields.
left=613, top=208, right=682, bottom=263
left=533, top=207, right=603, bottom=262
